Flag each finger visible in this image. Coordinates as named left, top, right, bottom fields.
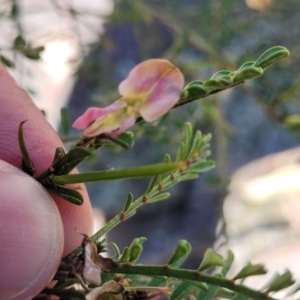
left=0, top=160, right=63, bottom=299
left=0, top=63, right=93, bottom=255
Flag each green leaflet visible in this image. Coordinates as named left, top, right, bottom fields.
left=60, top=107, right=71, bottom=136
left=46, top=185, right=83, bottom=205
left=232, top=66, right=263, bottom=84
left=196, top=283, right=221, bottom=300
left=183, top=80, right=208, bottom=99
left=18, top=120, right=35, bottom=176
left=148, top=192, right=170, bottom=203
left=168, top=240, right=192, bottom=268
left=98, top=131, right=134, bottom=149
left=171, top=281, right=195, bottom=300
left=129, top=237, right=147, bottom=263
left=198, top=248, right=224, bottom=271
left=233, top=263, right=267, bottom=280
left=186, top=160, right=215, bottom=173
left=0, top=54, right=14, bottom=67
left=122, top=192, right=134, bottom=213
left=222, top=250, right=234, bottom=276
left=254, top=46, right=290, bottom=69
left=265, top=270, right=295, bottom=293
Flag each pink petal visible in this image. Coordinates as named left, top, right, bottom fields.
left=118, top=59, right=184, bottom=122
left=82, top=116, right=122, bottom=137
left=118, top=59, right=170, bottom=96
left=118, top=59, right=184, bottom=97
left=139, top=71, right=184, bottom=122
left=109, top=116, right=136, bottom=137
left=82, top=109, right=136, bottom=137
left=72, top=100, right=125, bottom=129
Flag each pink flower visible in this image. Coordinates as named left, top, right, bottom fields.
left=73, top=59, right=184, bottom=137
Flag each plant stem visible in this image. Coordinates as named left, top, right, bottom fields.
left=70, top=170, right=183, bottom=256
left=52, top=162, right=183, bottom=185
left=109, top=265, right=276, bottom=300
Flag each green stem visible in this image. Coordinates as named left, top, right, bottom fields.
left=18, top=120, right=35, bottom=176
left=52, top=162, right=183, bottom=185
left=91, top=170, right=181, bottom=241
left=109, top=265, right=276, bottom=300
left=70, top=170, right=182, bottom=256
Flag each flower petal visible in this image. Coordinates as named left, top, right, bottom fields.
left=72, top=100, right=125, bottom=129
left=109, top=115, right=136, bottom=137
left=82, top=108, right=136, bottom=137
left=119, top=59, right=177, bottom=97
left=118, top=59, right=184, bottom=122
left=139, top=72, right=184, bottom=122
left=85, top=280, right=124, bottom=300
left=83, top=241, right=102, bottom=285
left=73, top=59, right=184, bottom=137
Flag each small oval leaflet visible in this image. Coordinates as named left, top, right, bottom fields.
left=254, top=46, right=289, bottom=69
left=186, top=160, right=215, bottom=173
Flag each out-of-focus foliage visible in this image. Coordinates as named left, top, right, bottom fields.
left=118, top=1, right=300, bottom=139
left=2, top=1, right=300, bottom=143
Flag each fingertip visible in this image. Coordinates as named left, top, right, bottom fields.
left=0, top=160, right=64, bottom=299
left=53, top=186, right=94, bottom=256
left=0, top=61, right=94, bottom=257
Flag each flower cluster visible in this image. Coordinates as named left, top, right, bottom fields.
left=73, top=59, right=184, bottom=137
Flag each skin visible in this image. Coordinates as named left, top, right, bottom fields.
left=0, top=62, right=93, bottom=299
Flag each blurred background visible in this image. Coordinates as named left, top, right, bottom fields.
left=2, top=0, right=300, bottom=289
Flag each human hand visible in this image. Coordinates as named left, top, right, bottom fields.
left=0, top=63, right=93, bottom=299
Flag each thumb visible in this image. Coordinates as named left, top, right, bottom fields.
left=0, top=159, right=64, bottom=300
left=0, top=63, right=93, bottom=255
